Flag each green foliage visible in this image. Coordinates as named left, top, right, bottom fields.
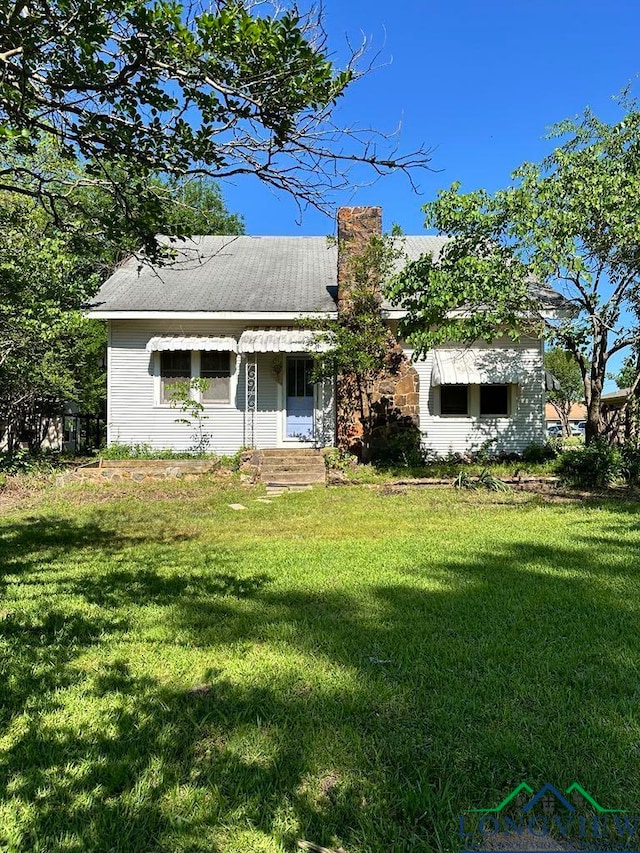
left=557, top=443, right=622, bottom=489
left=621, top=442, right=640, bottom=487
left=0, top=182, right=108, bottom=450
left=0, top=142, right=243, bottom=454
left=0, top=449, right=58, bottom=476
left=616, top=350, right=640, bottom=391
left=544, top=347, right=584, bottom=435
left=100, top=443, right=211, bottom=460
left=0, top=0, right=426, bottom=251
left=522, top=440, right=559, bottom=464
left=168, top=378, right=212, bottom=455
left=453, top=469, right=511, bottom=492
left=370, top=425, right=425, bottom=468
left=453, top=469, right=477, bottom=490
left=323, top=447, right=356, bottom=474
left=388, top=96, right=640, bottom=443
left=156, top=178, right=244, bottom=238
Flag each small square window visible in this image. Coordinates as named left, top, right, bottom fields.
left=160, top=351, right=191, bottom=403
left=440, top=385, right=469, bottom=415
left=480, top=385, right=509, bottom=416
left=201, top=351, right=231, bottom=403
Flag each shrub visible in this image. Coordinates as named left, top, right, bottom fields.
left=369, top=423, right=425, bottom=467
left=557, top=442, right=622, bottom=489
left=324, top=447, right=357, bottom=474
left=0, top=449, right=57, bottom=476
left=522, top=441, right=558, bottom=464
left=100, top=443, right=211, bottom=460
left=621, top=442, right=640, bottom=487
left=453, top=469, right=510, bottom=492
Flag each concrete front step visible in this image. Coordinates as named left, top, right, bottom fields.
left=261, top=461, right=326, bottom=472
left=261, top=448, right=323, bottom=458
left=263, top=471, right=326, bottom=486
left=256, top=448, right=327, bottom=487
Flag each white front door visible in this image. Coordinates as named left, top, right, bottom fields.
left=285, top=356, right=314, bottom=442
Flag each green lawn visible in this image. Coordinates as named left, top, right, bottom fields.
left=1, top=480, right=640, bottom=852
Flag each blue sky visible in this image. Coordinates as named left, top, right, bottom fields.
left=223, top=0, right=640, bottom=239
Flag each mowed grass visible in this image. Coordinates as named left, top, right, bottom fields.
left=2, top=480, right=640, bottom=852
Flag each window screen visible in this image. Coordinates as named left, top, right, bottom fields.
left=160, top=351, right=191, bottom=403
left=480, top=385, right=509, bottom=416
left=201, top=352, right=231, bottom=403
left=440, top=385, right=468, bottom=415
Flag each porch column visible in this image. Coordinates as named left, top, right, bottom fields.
left=246, top=353, right=258, bottom=448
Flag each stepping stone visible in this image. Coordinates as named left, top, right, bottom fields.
left=266, top=487, right=285, bottom=496
left=255, top=498, right=273, bottom=503
left=228, top=503, right=247, bottom=511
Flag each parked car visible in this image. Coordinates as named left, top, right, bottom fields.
left=546, top=423, right=585, bottom=438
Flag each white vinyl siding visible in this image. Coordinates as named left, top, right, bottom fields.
left=406, top=336, right=545, bottom=455
left=107, top=320, right=335, bottom=453
left=109, top=320, right=245, bottom=453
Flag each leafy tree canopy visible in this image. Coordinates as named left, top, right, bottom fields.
left=0, top=145, right=243, bottom=450
left=0, top=0, right=428, bottom=253
left=387, top=96, right=640, bottom=442
left=544, top=346, right=584, bottom=436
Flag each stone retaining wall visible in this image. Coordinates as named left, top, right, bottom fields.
left=56, top=457, right=223, bottom=485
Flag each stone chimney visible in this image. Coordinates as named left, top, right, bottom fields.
left=334, top=205, right=420, bottom=460
left=337, top=206, right=382, bottom=311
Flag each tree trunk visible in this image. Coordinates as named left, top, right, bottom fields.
left=585, top=387, right=604, bottom=444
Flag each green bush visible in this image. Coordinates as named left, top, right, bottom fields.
left=522, top=440, right=559, bottom=464
left=557, top=442, right=622, bottom=489
left=100, top=442, right=213, bottom=460
left=621, top=442, right=640, bottom=487
left=323, top=447, right=356, bottom=474
left=0, top=449, right=57, bottom=476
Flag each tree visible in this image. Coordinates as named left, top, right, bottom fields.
left=0, top=149, right=243, bottom=452
left=155, top=178, right=244, bottom=239
left=544, top=347, right=584, bottom=437
left=616, top=348, right=640, bottom=390
left=0, top=196, right=99, bottom=450
left=387, top=99, right=640, bottom=444
left=0, top=0, right=429, bottom=252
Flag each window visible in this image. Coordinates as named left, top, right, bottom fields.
left=440, top=385, right=468, bottom=416
left=287, top=357, right=313, bottom=398
left=158, top=350, right=234, bottom=405
left=160, top=351, right=191, bottom=403
left=201, top=351, right=231, bottom=403
left=480, top=384, right=509, bottom=416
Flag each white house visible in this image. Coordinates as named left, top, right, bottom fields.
left=88, top=207, right=549, bottom=457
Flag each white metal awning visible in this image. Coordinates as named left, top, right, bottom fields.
left=145, top=336, right=238, bottom=353
left=431, top=349, right=528, bottom=386
left=238, top=329, right=330, bottom=354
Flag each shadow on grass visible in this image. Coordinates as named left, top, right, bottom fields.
left=2, top=501, right=640, bottom=851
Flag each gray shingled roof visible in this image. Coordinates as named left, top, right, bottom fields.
left=89, top=235, right=449, bottom=313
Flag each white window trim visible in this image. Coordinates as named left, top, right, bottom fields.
left=154, top=351, right=239, bottom=408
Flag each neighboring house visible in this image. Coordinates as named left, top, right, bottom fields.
left=545, top=401, right=587, bottom=431
left=88, top=207, right=549, bottom=456
left=601, top=388, right=635, bottom=442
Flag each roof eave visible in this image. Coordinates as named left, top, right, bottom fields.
left=86, top=309, right=338, bottom=321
